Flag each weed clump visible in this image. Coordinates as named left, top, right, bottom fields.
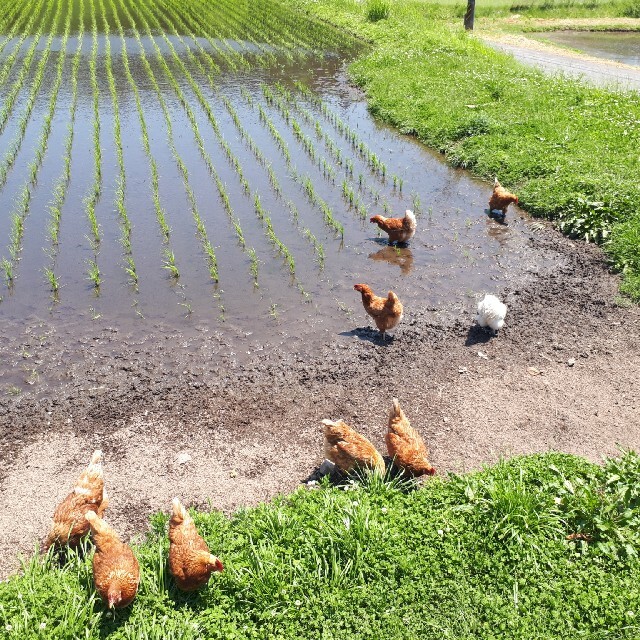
left=366, top=0, right=390, bottom=22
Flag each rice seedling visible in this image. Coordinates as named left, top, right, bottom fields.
left=248, top=247, right=260, bottom=287
left=162, top=250, right=180, bottom=280
left=411, top=190, right=422, bottom=213
left=86, top=260, right=102, bottom=289
left=43, top=268, right=60, bottom=294
left=1, top=257, right=14, bottom=286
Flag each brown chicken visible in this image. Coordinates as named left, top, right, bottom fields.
left=353, top=284, right=404, bottom=339
left=44, top=450, right=109, bottom=552
left=168, top=498, right=224, bottom=592
left=86, top=511, right=140, bottom=609
left=385, top=398, right=435, bottom=477
left=322, top=419, right=385, bottom=474
left=370, top=209, right=417, bottom=244
left=488, top=178, right=518, bottom=216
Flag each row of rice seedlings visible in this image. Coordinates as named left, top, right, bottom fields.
left=212, top=0, right=297, bottom=62
left=133, top=0, right=250, bottom=259
left=160, top=0, right=268, bottom=70
left=148, top=0, right=221, bottom=77
left=109, top=0, right=171, bottom=245
left=266, top=86, right=369, bottom=218
left=247, top=94, right=344, bottom=236
left=43, top=0, right=84, bottom=297
left=83, top=0, right=102, bottom=264
left=301, top=174, right=344, bottom=237
left=223, top=0, right=314, bottom=60
left=197, top=0, right=279, bottom=66
left=160, top=0, right=249, bottom=72
left=0, top=0, right=65, bottom=284
left=257, top=104, right=292, bottom=167
left=184, top=0, right=284, bottom=64
left=139, top=0, right=251, bottom=197
left=253, top=195, right=296, bottom=275
left=253, top=0, right=348, bottom=53
left=99, top=0, right=138, bottom=292
left=139, top=0, right=306, bottom=288
left=0, top=0, right=39, bottom=84
left=293, top=81, right=391, bottom=180
left=220, top=95, right=325, bottom=269
left=0, top=0, right=55, bottom=137
left=0, top=0, right=43, bottom=90
left=117, top=0, right=220, bottom=283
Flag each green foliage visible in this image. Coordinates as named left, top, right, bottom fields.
left=1, top=453, right=640, bottom=638
left=366, top=0, right=390, bottom=22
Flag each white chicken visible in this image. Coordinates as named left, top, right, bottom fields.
left=476, top=294, right=507, bottom=332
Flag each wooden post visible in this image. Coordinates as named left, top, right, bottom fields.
left=464, top=0, right=475, bottom=30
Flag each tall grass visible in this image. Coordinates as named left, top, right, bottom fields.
left=1, top=453, right=639, bottom=638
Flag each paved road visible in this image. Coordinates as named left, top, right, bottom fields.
left=485, top=38, right=640, bottom=93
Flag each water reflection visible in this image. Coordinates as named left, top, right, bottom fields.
left=368, top=246, right=414, bottom=275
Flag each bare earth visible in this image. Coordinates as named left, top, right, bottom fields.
left=0, top=213, right=639, bottom=579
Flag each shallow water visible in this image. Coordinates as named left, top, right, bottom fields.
left=533, top=31, right=640, bottom=67
left=0, top=32, right=553, bottom=393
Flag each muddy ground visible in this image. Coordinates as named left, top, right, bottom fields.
left=0, top=218, right=639, bottom=578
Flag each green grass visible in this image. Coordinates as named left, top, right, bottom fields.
left=291, top=0, right=640, bottom=300
left=1, top=452, right=639, bottom=638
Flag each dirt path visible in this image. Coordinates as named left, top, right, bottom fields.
left=480, top=31, right=640, bottom=92
left=1, top=216, right=639, bottom=578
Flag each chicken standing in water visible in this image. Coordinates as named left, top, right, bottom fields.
left=370, top=209, right=417, bottom=245
left=353, top=284, right=404, bottom=340
left=489, top=178, right=518, bottom=218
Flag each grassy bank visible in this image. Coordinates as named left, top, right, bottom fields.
left=1, top=452, right=639, bottom=638
left=293, top=0, right=640, bottom=299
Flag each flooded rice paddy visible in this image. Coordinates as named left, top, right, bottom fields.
left=0, top=0, right=553, bottom=393
left=533, top=30, right=640, bottom=67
